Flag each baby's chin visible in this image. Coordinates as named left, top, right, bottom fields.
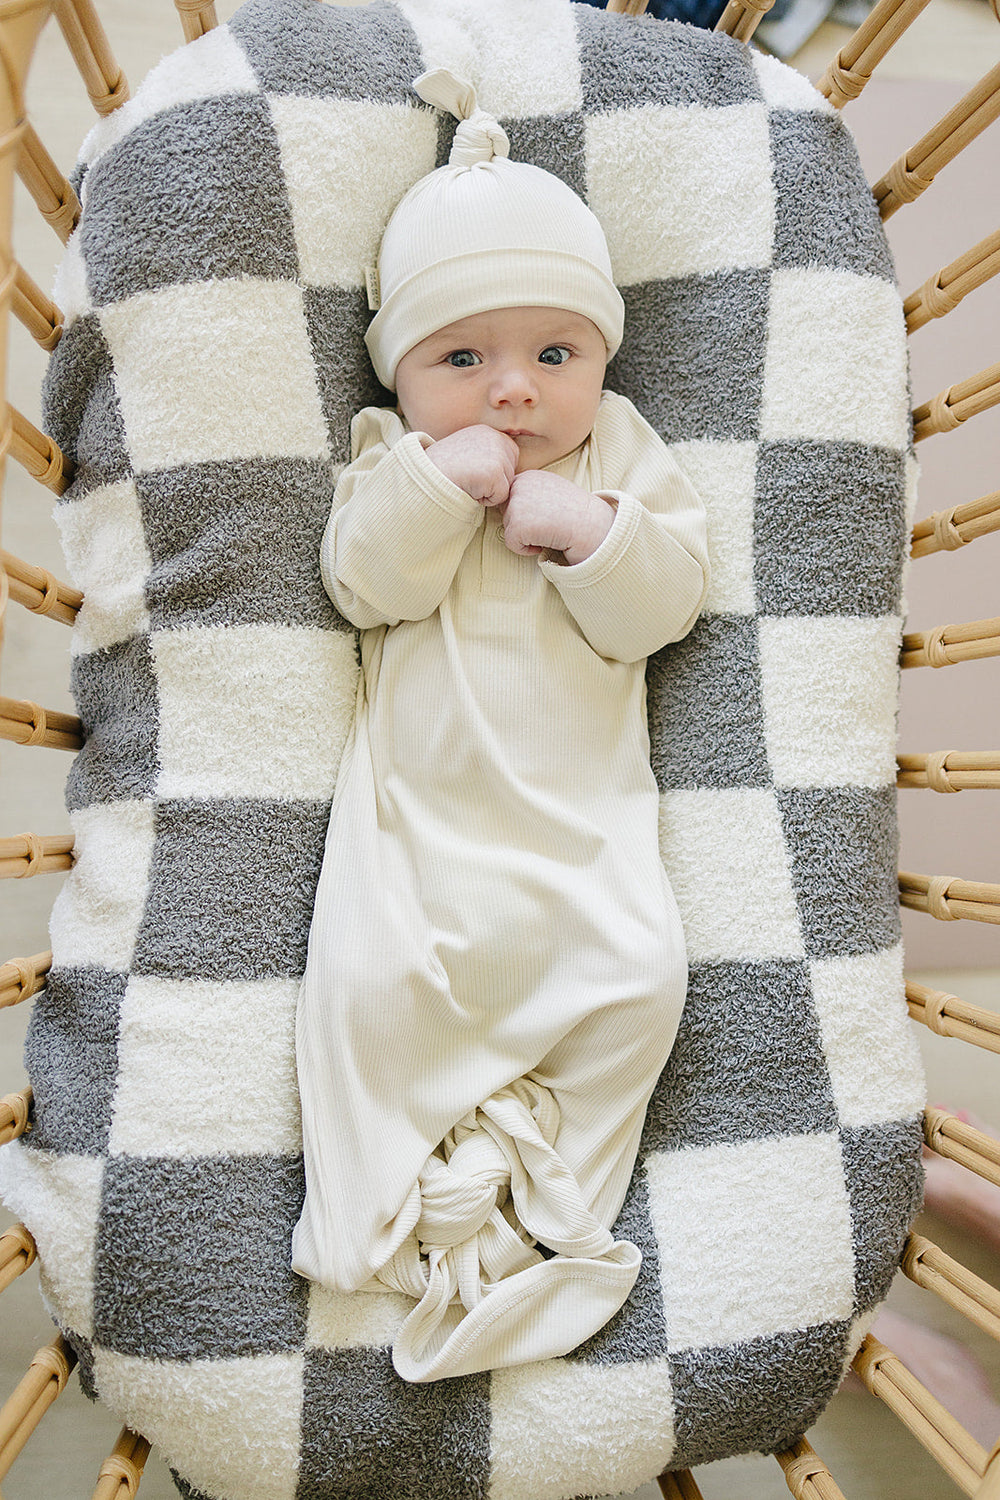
left=512, top=434, right=579, bottom=472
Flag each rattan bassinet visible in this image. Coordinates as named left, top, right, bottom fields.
left=0, top=1, right=998, bottom=1497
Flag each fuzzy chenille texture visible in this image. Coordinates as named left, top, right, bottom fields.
left=0, top=1, right=925, bottom=1496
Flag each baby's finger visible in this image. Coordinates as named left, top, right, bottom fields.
left=498, top=432, right=520, bottom=467
left=482, top=473, right=512, bottom=507
left=500, top=518, right=542, bottom=555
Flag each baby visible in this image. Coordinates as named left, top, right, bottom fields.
left=292, top=68, right=710, bottom=1384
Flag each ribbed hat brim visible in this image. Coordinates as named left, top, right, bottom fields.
left=366, top=250, right=625, bottom=390
left=364, top=247, right=620, bottom=390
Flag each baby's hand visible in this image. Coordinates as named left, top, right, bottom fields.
left=424, top=426, right=519, bottom=507
left=501, top=472, right=615, bottom=566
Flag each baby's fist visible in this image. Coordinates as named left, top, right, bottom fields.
left=425, top=426, right=519, bottom=507
left=502, top=471, right=615, bottom=565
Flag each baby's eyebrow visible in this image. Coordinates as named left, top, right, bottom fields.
left=429, top=329, right=477, bottom=346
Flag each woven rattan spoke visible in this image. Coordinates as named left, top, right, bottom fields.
left=54, top=0, right=128, bottom=114
left=902, top=1233, right=1000, bottom=1342
left=852, top=1333, right=988, bottom=1495
left=658, top=1470, right=706, bottom=1499
left=979, top=1453, right=1000, bottom=1499
left=911, top=491, right=1000, bottom=557
left=817, top=0, right=934, bottom=107
left=11, top=261, right=63, bottom=350
left=0, top=1085, right=32, bottom=1145
left=17, top=120, right=80, bottom=242
left=0, top=1334, right=77, bottom=1482
left=0, top=831, right=74, bottom=878
left=925, top=1107, right=1000, bottom=1189
left=714, top=0, right=776, bottom=42
left=0, top=693, right=83, bottom=750
left=905, top=229, right=1000, bottom=333
left=901, top=616, right=1000, bottom=669
left=3, top=548, right=81, bottom=623
left=174, top=0, right=219, bottom=44
left=907, top=978, right=1000, bottom=1053
left=873, top=60, right=1000, bottom=219
left=899, top=870, right=1000, bottom=925
left=0, top=1223, right=36, bottom=1296
left=897, top=751, right=1000, bottom=790
left=3, top=403, right=74, bottom=492
left=775, top=1438, right=848, bottom=1500
left=92, top=1426, right=150, bottom=1500
left=913, top=360, right=1000, bottom=441
left=605, top=0, right=651, bottom=12
left=0, top=5, right=49, bottom=151
left=0, top=951, right=50, bottom=1008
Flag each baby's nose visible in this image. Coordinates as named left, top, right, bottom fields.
left=491, top=363, right=537, bottom=405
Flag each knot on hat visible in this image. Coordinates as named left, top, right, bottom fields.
left=366, top=69, right=625, bottom=388
left=414, top=68, right=510, bottom=169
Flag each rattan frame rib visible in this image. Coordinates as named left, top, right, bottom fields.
left=904, top=229, right=1000, bottom=333
left=0, top=830, right=74, bottom=876
left=817, top=0, right=934, bottom=106
left=851, top=1334, right=989, bottom=1495
left=93, top=1427, right=152, bottom=1500
left=907, top=978, right=1000, bottom=1053
left=902, top=1233, right=1000, bottom=1342
left=5, top=400, right=73, bottom=490
left=872, top=61, right=1000, bottom=218
left=659, top=1471, right=705, bottom=1499
left=12, top=259, right=62, bottom=347
left=0, top=692, right=83, bottom=748
left=0, top=949, right=50, bottom=1006
left=53, top=0, right=127, bottom=114
left=0, top=1083, right=31, bottom=1143
left=897, top=751, right=1000, bottom=791
left=17, top=118, right=79, bottom=240
left=899, top=870, right=1000, bottom=926
left=901, top=616, right=1000, bottom=669
left=924, top=1108, right=1000, bottom=1189
left=912, top=359, right=1000, bottom=441
left=0, top=1333, right=77, bottom=1482
left=0, top=1221, right=36, bottom=1293
left=774, top=1439, right=848, bottom=1500
left=911, top=491, right=1000, bottom=557
left=174, top=0, right=219, bottom=43
left=3, top=547, right=81, bottom=623
left=714, top=0, right=776, bottom=44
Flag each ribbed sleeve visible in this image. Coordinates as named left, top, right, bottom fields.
left=539, top=393, right=709, bottom=662
left=321, top=409, right=484, bottom=629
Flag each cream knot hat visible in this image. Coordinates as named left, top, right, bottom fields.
left=364, top=68, right=625, bottom=391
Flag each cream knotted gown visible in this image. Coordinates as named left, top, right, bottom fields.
left=292, top=393, right=709, bottom=1381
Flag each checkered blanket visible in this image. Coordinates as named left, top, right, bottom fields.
left=0, top=1, right=926, bottom=1495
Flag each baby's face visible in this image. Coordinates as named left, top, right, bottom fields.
left=395, top=307, right=607, bottom=473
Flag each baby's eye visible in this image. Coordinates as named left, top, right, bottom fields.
left=445, top=350, right=482, bottom=368
left=538, top=345, right=571, bottom=366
